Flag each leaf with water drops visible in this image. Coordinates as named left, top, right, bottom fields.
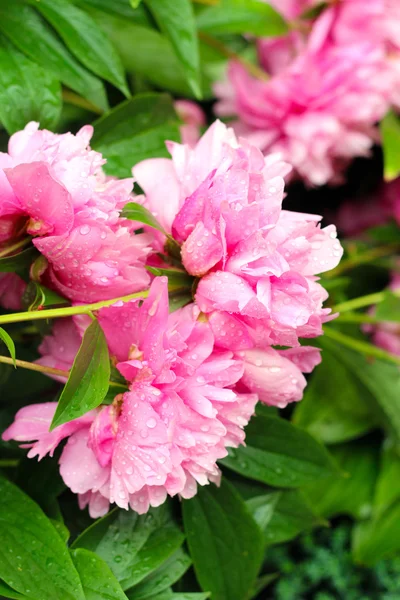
left=0, top=476, right=85, bottom=600
left=72, top=505, right=184, bottom=591
left=50, top=319, right=110, bottom=430
left=220, top=415, right=339, bottom=487
left=126, top=547, right=191, bottom=598
left=182, top=479, right=263, bottom=600
left=71, top=548, right=129, bottom=600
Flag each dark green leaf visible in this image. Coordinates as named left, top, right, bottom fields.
left=87, top=14, right=196, bottom=96
left=352, top=500, right=400, bottom=565
left=144, top=0, right=200, bottom=97
left=0, top=328, right=16, bottom=367
left=220, top=415, right=338, bottom=487
left=0, top=34, right=61, bottom=133
left=303, top=439, right=379, bottom=521
left=197, top=0, right=288, bottom=36
left=321, top=336, right=400, bottom=442
left=0, top=246, right=39, bottom=273
left=182, top=479, right=263, bottom=600
left=0, top=579, right=27, bottom=600
left=381, top=110, right=400, bottom=181
left=71, top=548, right=129, bottom=600
left=121, top=202, right=166, bottom=233
left=373, top=441, right=400, bottom=518
left=32, top=0, right=128, bottom=95
left=375, top=291, right=400, bottom=322
left=368, top=222, right=400, bottom=243
left=0, top=476, right=85, bottom=600
left=72, top=506, right=184, bottom=590
left=250, top=574, right=278, bottom=599
left=293, top=350, right=376, bottom=444
left=50, top=319, right=110, bottom=430
left=126, top=548, right=191, bottom=599
left=74, top=0, right=147, bottom=22
left=92, top=94, right=179, bottom=177
left=246, top=490, right=321, bottom=546
left=0, top=3, right=108, bottom=112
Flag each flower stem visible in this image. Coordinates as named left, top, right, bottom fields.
left=0, top=290, right=149, bottom=325
left=325, top=243, right=400, bottom=278
left=335, top=312, right=384, bottom=325
left=0, top=237, right=31, bottom=258
left=0, top=459, right=19, bottom=468
left=333, top=291, right=389, bottom=314
left=0, top=355, right=69, bottom=378
left=198, top=31, right=269, bottom=81
left=323, top=326, right=400, bottom=365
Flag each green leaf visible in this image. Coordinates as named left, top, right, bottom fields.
left=293, top=350, right=376, bottom=444
left=92, top=93, right=180, bottom=177
left=0, top=246, right=39, bottom=273
left=303, top=439, right=379, bottom=521
left=121, top=202, right=166, bottom=233
left=197, top=0, right=288, bottom=36
left=373, top=441, right=400, bottom=518
left=246, top=490, right=321, bottom=546
left=375, top=291, right=400, bottom=322
left=0, top=579, right=27, bottom=600
left=22, top=282, right=68, bottom=312
left=0, top=328, right=16, bottom=367
left=126, top=548, right=191, bottom=599
left=182, top=479, right=263, bottom=600
left=32, top=0, right=128, bottom=96
left=144, top=0, right=200, bottom=97
left=220, top=415, right=338, bottom=488
left=130, top=0, right=143, bottom=7
left=0, top=476, right=85, bottom=600
left=321, top=336, right=400, bottom=442
left=0, top=3, right=108, bottom=112
left=72, top=506, right=184, bottom=591
left=71, top=548, right=129, bottom=600
left=50, top=319, right=110, bottom=430
left=87, top=14, right=197, bottom=96
left=0, top=34, right=61, bottom=134
left=51, top=519, right=70, bottom=544
left=75, top=0, right=147, bottom=22
left=381, top=110, right=400, bottom=181
left=352, top=500, right=400, bottom=565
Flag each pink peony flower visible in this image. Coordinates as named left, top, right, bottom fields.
left=175, top=100, right=206, bottom=147
left=3, top=278, right=259, bottom=517
left=0, top=122, right=152, bottom=302
left=134, top=121, right=343, bottom=348
left=214, top=3, right=394, bottom=186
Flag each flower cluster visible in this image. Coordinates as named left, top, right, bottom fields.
left=1, top=121, right=342, bottom=516
left=215, top=0, right=400, bottom=185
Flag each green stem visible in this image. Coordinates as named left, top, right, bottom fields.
left=0, top=355, right=69, bottom=378
left=0, top=237, right=31, bottom=259
left=325, top=243, right=400, bottom=278
left=335, top=312, right=385, bottom=325
left=62, top=89, right=103, bottom=115
left=0, top=290, right=149, bottom=326
left=333, top=291, right=388, bottom=314
left=198, top=31, right=269, bottom=81
left=0, top=459, right=19, bottom=468
left=323, top=327, right=400, bottom=366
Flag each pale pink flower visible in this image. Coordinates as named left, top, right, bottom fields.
left=0, top=122, right=151, bottom=302
left=175, top=100, right=206, bottom=147
left=214, top=4, right=394, bottom=186
left=135, top=121, right=342, bottom=347
left=3, top=278, right=258, bottom=517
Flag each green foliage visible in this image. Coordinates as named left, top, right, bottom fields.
left=92, top=93, right=180, bottom=177
left=0, top=328, right=16, bottom=366
left=182, top=479, right=264, bottom=600
left=50, top=319, right=110, bottom=430
left=221, top=415, right=338, bottom=487
left=381, top=110, right=400, bottom=181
